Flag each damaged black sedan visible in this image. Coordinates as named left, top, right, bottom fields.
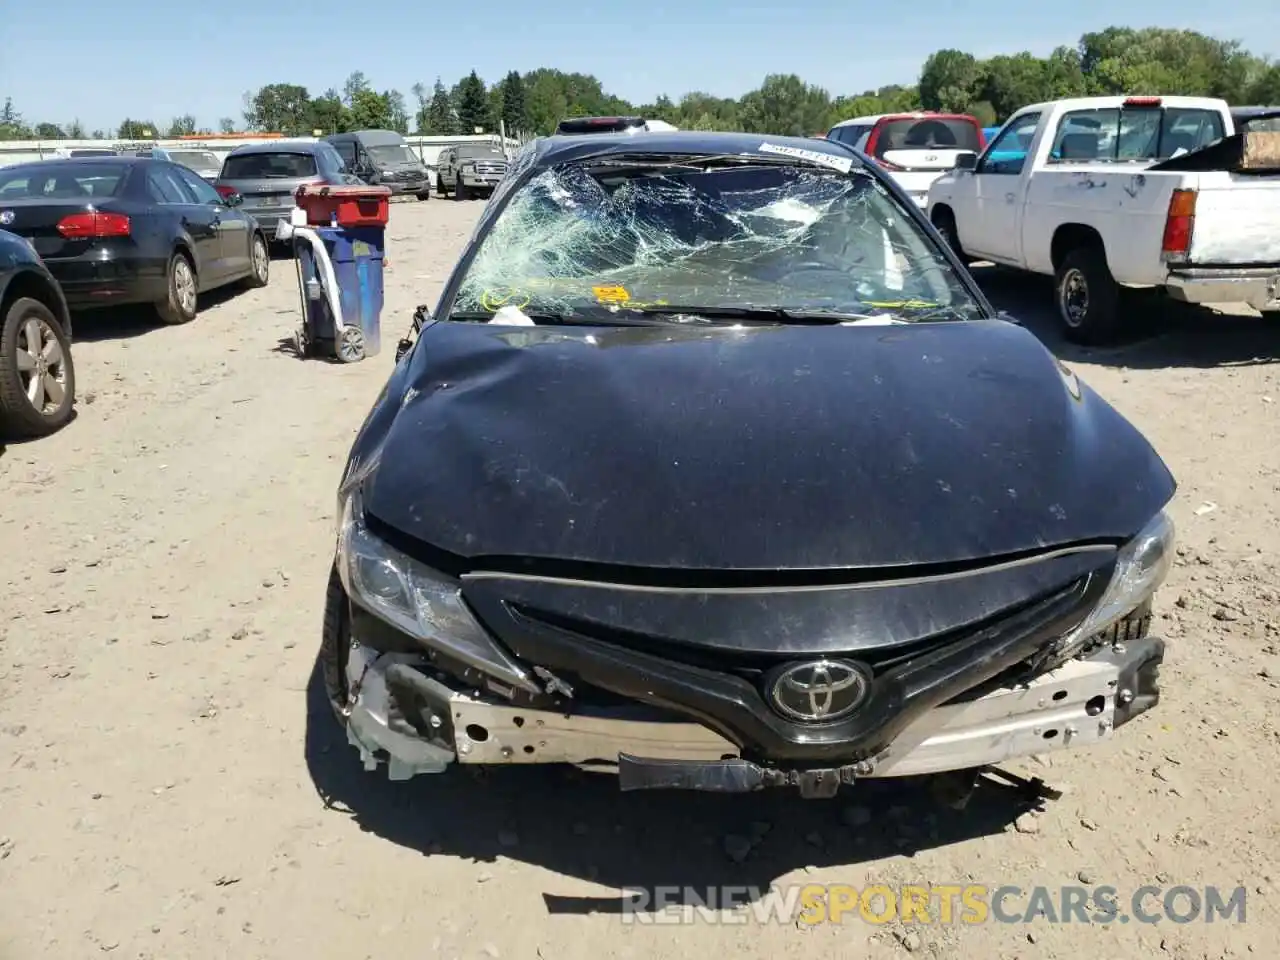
left=320, top=131, right=1176, bottom=799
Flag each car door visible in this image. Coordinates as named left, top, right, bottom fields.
left=145, top=163, right=224, bottom=286
left=329, top=138, right=357, bottom=179
left=963, top=111, right=1041, bottom=262
left=176, top=164, right=248, bottom=280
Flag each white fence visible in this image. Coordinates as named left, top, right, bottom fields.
left=0, top=134, right=521, bottom=171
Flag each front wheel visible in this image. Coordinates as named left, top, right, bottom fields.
left=416, top=190, right=431, bottom=201
left=1054, top=246, right=1121, bottom=345
left=931, top=209, right=970, bottom=264
left=455, top=177, right=469, bottom=201
left=0, top=297, right=76, bottom=439
left=155, top=251, right=198, bottom=325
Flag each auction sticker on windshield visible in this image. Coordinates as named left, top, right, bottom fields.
left=592, top=285, right=631, bottom=304
left=756, top=142, right=853, bottom=174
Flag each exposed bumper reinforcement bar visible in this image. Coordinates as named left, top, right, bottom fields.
left=343, top=636, right=1164, bottom=791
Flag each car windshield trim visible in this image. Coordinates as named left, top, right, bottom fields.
left=448, top=153, right=982, bottom=324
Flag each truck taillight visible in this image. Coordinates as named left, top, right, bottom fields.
left=215, top=184, right=237, bottom=198
left=1124, top=96, right=1163, bottom=108
left=1161, top=189, right=1197, bottom=258
left=56, top=212, right=131, bottom=239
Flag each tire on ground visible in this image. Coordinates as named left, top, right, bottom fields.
left=155, top=250, right=199, bottom=325
left=1054, top=244, right=1122, bottom=345
left=0, top=296, right=76, bottom=438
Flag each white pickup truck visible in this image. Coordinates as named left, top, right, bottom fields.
left=926, top=95, right=1280, bottom=343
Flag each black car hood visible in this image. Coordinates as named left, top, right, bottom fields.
left=361, top=318, right=1174, bottom=573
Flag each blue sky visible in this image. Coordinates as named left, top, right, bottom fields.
left=3, top=0, right=1275, bottom=132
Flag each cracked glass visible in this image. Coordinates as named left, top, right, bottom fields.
left=451, top=155, right=982, bottom=323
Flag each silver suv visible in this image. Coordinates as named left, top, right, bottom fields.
left=214, top=140, right=354, bottom=238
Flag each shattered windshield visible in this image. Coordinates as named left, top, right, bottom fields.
left=451, top=156, right=981, bottom=323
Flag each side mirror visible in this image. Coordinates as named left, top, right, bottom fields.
left=219, top=190, right=243, bottom=207
left=954, top=151, right=978, bottom=172
left=996, top=309, right=1022, bottom=326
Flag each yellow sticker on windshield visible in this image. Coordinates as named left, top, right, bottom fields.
left=592, top=285, right=631, bottom=304
left=862, top=299, right=938, bottom=309
left=480, top=287, right=532, bottom=311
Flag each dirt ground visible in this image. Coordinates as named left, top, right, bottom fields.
left=1, top=198, right=1277, bottom=960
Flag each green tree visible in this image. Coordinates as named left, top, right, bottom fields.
left=455, top=70, right=491, bottom=133
left=387, top=90, right=410, bottom=133
left=738, top=74, right=832, bottom=137
left=33, top=122, right=65, bottom=139
left=243, top=83, right=311, bottom=134
left=499, top=71, right=529, bottom=135
left=218, top=117, right=237, bottom=134
left=0, top=98, right=30, bottom=140
left=310, top=89, right=347, bottom=135
left=348, top=88, right=392, bottom=130
left=918, top=49, right=985, bottom=112
left=66, top=119, right=86, bottom=138
left=343, top=71, right=371, bottom=105
left=167, top=114, right=196, bottom=137
left=424, top=78, right=456, bottom=134
left=411, top=82, right=429, bottom=133
left=118, top=118, right=157, bottom=139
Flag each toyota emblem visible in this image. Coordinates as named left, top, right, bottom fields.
left=0, top=211, right=13, bottom=225
left=766, top=659, right=870, bottom=723
left=924, top=154, right=937, bottom=162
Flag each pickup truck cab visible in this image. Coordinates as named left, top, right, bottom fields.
left=927, top=95, right=1280, bottom=343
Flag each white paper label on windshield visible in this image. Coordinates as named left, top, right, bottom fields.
left=757, top=141, right=853, bottom=174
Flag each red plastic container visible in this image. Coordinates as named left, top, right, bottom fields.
left=294, top=184, right=392, bottom=228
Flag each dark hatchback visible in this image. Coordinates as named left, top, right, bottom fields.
left=0, top=157, right=270, bottom=325
left=322, top=131, right=1176, bottom=799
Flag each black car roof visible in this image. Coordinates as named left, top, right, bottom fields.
left=527, top=130, right=864, bottom=171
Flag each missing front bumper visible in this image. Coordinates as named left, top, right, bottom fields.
left=342, top=635, right=1164, bottom=790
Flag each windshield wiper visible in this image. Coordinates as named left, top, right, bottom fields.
left=614, top=305, right=909, bottom=325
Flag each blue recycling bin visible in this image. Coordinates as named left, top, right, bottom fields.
left=327, top=225, right=385, bottom=358
left=292, top=225, right=385, bottom=362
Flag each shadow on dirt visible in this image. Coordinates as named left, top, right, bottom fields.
left=69, top=285, right=253, bottom=343
left=973, top=265, right=1280, bottom=370
left=0, top=408, right=79, bottom=447
left=302, top=657, right=1045, bottom=913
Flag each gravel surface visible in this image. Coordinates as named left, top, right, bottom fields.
left=1, top=198, right=1277, bottom=959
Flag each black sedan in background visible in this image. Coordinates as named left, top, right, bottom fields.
left=0, top=229, right=76, bottom=438
left=0, top=157, right=270, bottom=326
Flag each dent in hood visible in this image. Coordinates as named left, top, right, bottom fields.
left=356, top=319, right=1175, bottom=572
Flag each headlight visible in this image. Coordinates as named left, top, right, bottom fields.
left=336, top=486, right=539, bottom=693
left=1060, top=510, right=1176, bottom=657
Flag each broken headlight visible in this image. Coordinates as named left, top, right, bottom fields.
left=336, top=486, right=539, bottom=693
left=1060, top=510, right=1175, bottom=659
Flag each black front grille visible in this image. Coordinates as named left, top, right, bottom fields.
left=509, top=578, right=1088, bottom=702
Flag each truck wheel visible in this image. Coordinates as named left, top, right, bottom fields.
left=416, top=190, right=431, bottom=201
left=1055, top=246, right=1121, bottom=345
left=931, top=209, right=970, bottom=263
left=436, top=176, right=447, bottom=198
left=455, top=178, right=469, bottom=201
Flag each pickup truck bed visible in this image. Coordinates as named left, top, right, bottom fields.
left=926, top=95, right=1280, bottom=343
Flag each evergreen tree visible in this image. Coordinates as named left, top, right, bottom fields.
left=455, top=70, right=491, bottom=134
left=424, top=78, right=456, bottom=135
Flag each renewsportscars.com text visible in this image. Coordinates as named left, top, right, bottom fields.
left=619, top=883, right=1249, bottom=926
